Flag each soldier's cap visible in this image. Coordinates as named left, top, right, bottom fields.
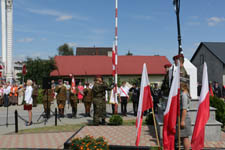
left=173, top=54, right=184, bottom=61
left=95, top=75, right=102, bottom=79
left=58, top=79, right=63, bottom=83
left=164, top=64, right=172, bottom=68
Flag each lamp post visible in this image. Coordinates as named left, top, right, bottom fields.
left=173, top=0, right=183, bottom=55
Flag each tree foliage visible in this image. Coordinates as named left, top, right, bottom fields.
left=17, top=57, right=57, bottom=86
left=58, top=43, right=74, bottom=56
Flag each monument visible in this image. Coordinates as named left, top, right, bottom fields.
left=157, top=58, right=222, bottom=141
left=1, top=0, right=13, bottom=82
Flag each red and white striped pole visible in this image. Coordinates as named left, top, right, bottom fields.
left=114, top=0, right=118, bottom=113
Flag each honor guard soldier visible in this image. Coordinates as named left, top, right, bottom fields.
left=70, top=86, right=79, bottom=118
left=161, top=64, right=172, bottom=96
left=92, top=75, right=111, bottom=125
left=55, top=79, right=67, bottom=117
left=32, top=81, right=38, bottom=107
left=83, top=83, right=93, bottom=117
left=42, top=85, right=54, bottom=118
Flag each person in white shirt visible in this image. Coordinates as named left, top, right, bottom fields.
left=3, top=82, right=11, bottom=107
left=119, top=81, right=130, bottom=116
left=24, top=80, right=33, bottom=126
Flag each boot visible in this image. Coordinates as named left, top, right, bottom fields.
left=88, top=112, right=91, bottom=117
left=61, top=108, right=65, bottom=118
left=101, top=119, right=106, bottom=125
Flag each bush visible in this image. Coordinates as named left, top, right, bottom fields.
left=145, top=112, right=154, bottom=125
left=70, top=135, right=108, bottom=150
left=210, top=96, right=225, bottom=127
left=109, top=115, right=123, bottom=125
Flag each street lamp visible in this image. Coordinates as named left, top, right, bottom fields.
left=173, top=0, right=183, bottom=55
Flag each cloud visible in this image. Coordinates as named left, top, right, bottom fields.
left=17, top=38, right=34, bottom=43
left=132, top=15, right=152, bottom=21
left=27, top=8, right=88, bottom=22
left=67, top=42, right=77, bottom=47
left=207, top=17, right=225, bottom=26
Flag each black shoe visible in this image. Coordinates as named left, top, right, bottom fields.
left=93, top=123, right=99, bottom=126
left=88, top=114, right=91, bottom=117
left=26, top=121, right=32, bottom=126
left=100, top=119, right=106, bottom=125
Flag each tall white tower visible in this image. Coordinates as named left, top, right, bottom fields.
left=1, top=0, right=13, bottom=82
left=6, top=0, right=13, bottom=82
left=1, top=0, right=7, bottom=76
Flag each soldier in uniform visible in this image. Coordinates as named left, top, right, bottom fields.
left=92, top=76, right=111, bottom=125
left=70, top=86, right=79, bottom=118
left=161, top=64, right=171, bottom=97
left=42, top=85, right=54, bottom=118
left=83, top=83, right=93, bottom=117
left=55, top=79, right=67, bottom=117
left=32, top=81, right=38, bottom=107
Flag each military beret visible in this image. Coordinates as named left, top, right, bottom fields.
left=173, top=54, right=184, bottom=61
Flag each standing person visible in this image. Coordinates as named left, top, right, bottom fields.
left=129, top=83, right=140, bottom=116
left=213, top=82, right=222, bottom=98
left=3, top=82, right=11, bottom=107
left=9, top=83, right=18, bottom=105
left=0, top=85, right=4, bottom=106
left=152, top=83, right=161, bottom=113
left=55, top=79, right=67, bottom=118
left=24, top=80, right=33, bottom=126
left=42, top=85, right=54, bottom=118
left=92, top=76, right=111, bottom=125
left=78, top=82, right=84, bottom=103
left=70, top=86, right=79, bottom=118
left=83, top=83, right=93, bottom=117
left=18, top=85, right=25, bottom=105
left=32, top=81, right=38, bottom=107
left=179, top=81, right=192, bottom=150
left=119, top=81, right=130, bottom=116
left=223, top=85, right=225, bottom=99
left=65, top=81, right=71, bottom=106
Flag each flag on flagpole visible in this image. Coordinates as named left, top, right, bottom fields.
left=71, top=76, right=76, bottom=94
left=163, top=62, right=180, bottom=150
left=209, top=84, right=214, bottom=97
left=135, top=63, right=153, bottom=146
left=191, top=62, right=210, bottom=150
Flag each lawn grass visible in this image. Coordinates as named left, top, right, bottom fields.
left=18, top=123, right=85, bottom=134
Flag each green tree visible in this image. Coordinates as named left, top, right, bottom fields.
left=17, top=57, right=57, bottom=86
left=58, top=43, right=74, bottom=56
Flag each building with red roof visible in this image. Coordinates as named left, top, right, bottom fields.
left=50, top=55, right=170, bottom=85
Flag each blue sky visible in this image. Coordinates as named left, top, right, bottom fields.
left=2, top=0, right=225, bottom=61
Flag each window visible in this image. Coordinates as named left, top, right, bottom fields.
left=200, top=55, right=204, bottom=64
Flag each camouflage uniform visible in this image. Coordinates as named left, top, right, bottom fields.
left=83, top=88, right=93, bottom=116
left=55, top=85, right=67, bottom=117
left=70, top=88, right=79, bottom=118
left=92, top=82, right=110, bottom=125
left=32, top=84, right=38, bottom=107
left=43, top=89, right=54, bottom=117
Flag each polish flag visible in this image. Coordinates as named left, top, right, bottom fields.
left=71, top=76, right=76, bottom=94
left=191, top=62, right=210, bottom=150
left=136, top=63, right=153, bottom=146
left=163, top=62, right=180, bottom=150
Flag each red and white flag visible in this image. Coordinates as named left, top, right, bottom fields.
left=112, top=43, right=116, bottom=76
left=136, top=63, right=153, bottom=146
left=191, top=62, right=210, bottom=150
left=71, top=76, right=76, bottom=94
left=163, top=62, right=180, bottom=150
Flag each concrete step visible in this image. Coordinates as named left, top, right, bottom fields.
left=189, top=107, right=217, bottom=123
left=156, top=115, right=222, bottom=141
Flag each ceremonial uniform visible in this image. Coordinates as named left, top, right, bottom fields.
left=70, top=87, right=79, bottom=118
left=92, top=81, right=110, bottom=125
left=32, top=84, right=38, bottom=107
left=83, top=87, right=93, bottom=117
left=43, top=89, right=54, bottom=117
left=9, top=85, right=18, bottom=105
left=119, top=85, right=130, bottom=116
left=129, top=87, right=140, bottom=116
left=55, top=84, right=67, bottom=117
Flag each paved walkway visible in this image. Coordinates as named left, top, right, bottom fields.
left=0, top=126, right=224, bottom=149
